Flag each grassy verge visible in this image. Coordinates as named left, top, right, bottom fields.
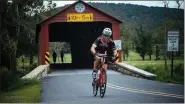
left=0, top=79, right=41, bottom=103
left=127, top=51, right=183, bottom=61
left=124, top=51, right=184, bottom=84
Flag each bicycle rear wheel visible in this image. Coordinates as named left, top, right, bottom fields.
left=100, top=71, right=107, bottom=98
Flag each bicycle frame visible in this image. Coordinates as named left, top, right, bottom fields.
left=97, top=57, right=106, bottom=87
left=92, top=54, right=118, bottom=97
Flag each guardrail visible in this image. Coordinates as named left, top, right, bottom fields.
left=21, top=65, right=50, bottom=80
left=110, top=62, right=156, bottom=79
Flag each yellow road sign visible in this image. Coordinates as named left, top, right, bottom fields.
left=67, top=13, right=93, bottom=22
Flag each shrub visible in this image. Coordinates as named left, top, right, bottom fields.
left=174, top=63, right=184, bottom=76
left=0, top=67, right=19, bottom=91
left=144, top=65, right=157, bottom=74
left=28, top=63, right=37, bottom=71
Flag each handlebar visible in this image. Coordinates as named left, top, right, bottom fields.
left=95, top=53, right=119, bottom=62
left=96, top=53, right=112, bottom=57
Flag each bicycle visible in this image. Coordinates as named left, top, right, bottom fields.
left=92, top=54, right=118, bottom=98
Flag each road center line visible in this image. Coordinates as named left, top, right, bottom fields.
left=107, top=83, right=184, bottom=99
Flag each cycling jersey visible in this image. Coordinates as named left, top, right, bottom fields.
left=93, top=35, right=116, bottom=56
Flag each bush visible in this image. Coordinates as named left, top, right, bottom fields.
left=28, top=63, right=37, bottom=71
left=173, top=63, right=184, bottom=84
left=174, top=63, right=184, bottom=76
left=144, top=65, right=157, bottom=74
left=0, top=67, right=19, bottom=91
left=7, top=79, right=40, bottom=91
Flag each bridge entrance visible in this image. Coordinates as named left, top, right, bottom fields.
left=49, top=22, right=111, bottom=68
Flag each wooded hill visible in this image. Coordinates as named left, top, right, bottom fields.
left=43, top=2, right=184, bottom=44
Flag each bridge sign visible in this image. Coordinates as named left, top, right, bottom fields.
left=167, top=31, right=179, bottom=51
left=67, top=13, right=93, bottom=22
left=114, top=40, right=122, bottom=50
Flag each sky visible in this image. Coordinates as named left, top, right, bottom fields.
left=45, top=1, right=184, bottom=9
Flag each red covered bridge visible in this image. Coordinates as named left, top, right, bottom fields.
left=36, top=0, right=123, bottom=68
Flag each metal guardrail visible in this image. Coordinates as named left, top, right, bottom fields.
left=21, top=65, right=50, bottom=80
left=110, top=62, right=156, bottom=79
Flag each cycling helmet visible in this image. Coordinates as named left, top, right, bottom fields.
left=102, top=28, right=112, bottom=37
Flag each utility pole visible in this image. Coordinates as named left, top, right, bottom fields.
left=164, top=3, right=168, bottom=70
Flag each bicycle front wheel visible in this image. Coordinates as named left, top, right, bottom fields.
left=92, top=80, right=98, bottom=96
left=100, top=71, right=107, bottom=98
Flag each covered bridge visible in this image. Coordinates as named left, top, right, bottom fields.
left=36, top=0, right=123, bottom=68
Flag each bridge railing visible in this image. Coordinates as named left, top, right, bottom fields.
left=21, top=65, right=50, bottom=80
left=110, top=62, right=156, bottom=79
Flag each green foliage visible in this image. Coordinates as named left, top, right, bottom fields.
left=120, top=24, right=132, bottom=60
left=0, top=67, right=19, bottom=91
left=0, top=79, right=41, bottom=103
left=134, top=25, right=153, bottom=60
left=29, top=63, right=37, bottom=71
left=124, top=59, right=184, bottom=84
left=174, top=63, right=184, bottom=76
left=0, top=63, right=38, bottom=92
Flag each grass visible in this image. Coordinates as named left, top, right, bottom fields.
left=126, top=51, right=183, bottom=61
left=17, top=56, right=38, bottom=69
left=124, top=51, right=184, bottom=84
left=0, top=79, right=41, bottom=103
left=50, top=53, right=72, bottom=63
left=124, top=60, right=184, bottom=68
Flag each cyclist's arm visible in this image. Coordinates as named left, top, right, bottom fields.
left=112, top=41, right=117, bottom=56
left=90, top=44, right=96, bottom=55
left=90, top=38, right=99, bottom=55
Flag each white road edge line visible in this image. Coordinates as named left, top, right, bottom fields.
left=107, top=83, right=184, bottom=99
left=107, top=83, right=183, bottom=97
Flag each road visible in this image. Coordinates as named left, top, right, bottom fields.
left=41, top=69, right=184, bottom=103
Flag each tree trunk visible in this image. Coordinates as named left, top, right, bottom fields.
left=30, top=53, right=33, bottom=65
left=10, top=0, right=19, bottom=72
left=0, top=0, right=8, bottom=92
left=10, top=51, right=17, bottom=72
left=164, top=4, right=168, bottom=70
left=149, top=55, right=151, bottom=60
left=142, top=55, right=145, bottom=61
left=0, top=0, right=7, bottom=66
left=123, top=51, right=125, bottom=61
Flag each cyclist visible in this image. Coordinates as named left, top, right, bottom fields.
left=90, top=27, right=117, bottom=84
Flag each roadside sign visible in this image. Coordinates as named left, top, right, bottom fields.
left=114, top=40, right=122, bottom=50
left=167, top=31, right=179, bottom=51
left=67, top=13, right=93, bottom=22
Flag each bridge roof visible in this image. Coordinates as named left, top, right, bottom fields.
left=37, top=0, right=123, bottom=25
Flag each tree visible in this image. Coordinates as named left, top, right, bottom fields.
left=0, top=0, right=8, bottom=66
left=134, top=25, right=153, bottom=60
left=155, top=45, right=160, bottom=60
left=0, top=0, right=56, bottom=70
left=146, top=33, right=153, bottom=60
left=14, top=0, right=56, bottom=65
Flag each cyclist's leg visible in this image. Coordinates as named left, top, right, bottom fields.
left=102, top=64, right=107, bottom=84
left=93, top=56, right=100, bottom=79
left=102, top=57, right=110, bottom=83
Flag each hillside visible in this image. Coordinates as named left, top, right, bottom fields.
left=43, top=2, right=184, bottom=29
left=89, top=3, right=184, bottom=29
left=42, top=2, right=184, bottom=44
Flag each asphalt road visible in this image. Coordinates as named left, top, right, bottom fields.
left=41, top=69, right=184, bottom=103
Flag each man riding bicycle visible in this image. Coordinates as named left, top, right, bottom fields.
left=90, top=27, right=117, bottom=83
